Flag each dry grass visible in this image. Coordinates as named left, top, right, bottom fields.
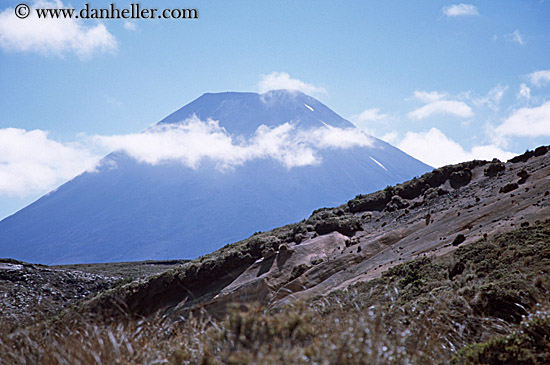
left=0, top=296, right=532, bottom=365
left=0, top=312, right=211, bottom=364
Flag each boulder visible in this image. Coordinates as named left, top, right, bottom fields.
left=450, top=168, right=472, bottom=189
left=484, top=159, right=505, bottom=177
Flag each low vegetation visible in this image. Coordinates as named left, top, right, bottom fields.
left=52, top=259, right=190, bottom=281
left=1, top=218, right=548, bottom=364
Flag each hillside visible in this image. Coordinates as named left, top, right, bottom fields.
left=83, top=145, right=550, bottom=320
left=1, top=145, right=549, bottom=364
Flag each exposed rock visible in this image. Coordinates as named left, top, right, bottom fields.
left=450, top=168, right=472, bottom=189
left=484, top=159, right=505, bottom=177
left=509, top=150, right=535, bottom=163
left=348, top=190, right=392, bottom=213
left=310, top=257, right=324, bottom=265
left=517, top=170, right=529, bottom=185
left=261, top=248, right=276, bottom=259
left=395, top=178, right=426, bottom=200
left=423, top=187, right=448, bottom=200
left=278, top=243, right=289, bottom=252
left=534, top=146, right=548, bottom=157
left=385, top=195, right=410, bottom=212
left=500, top=183, right=519, bottom=194
left=290, top=264, right=310, bottom=281
left=314, top=216, right=362, bottom=237
left=452, top=234, right=466, bottom=246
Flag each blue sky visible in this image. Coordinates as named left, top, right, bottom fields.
left=1, top=0, right=549, bottom=220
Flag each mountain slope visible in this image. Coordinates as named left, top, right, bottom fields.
left=0, top=90, right=431, bottom=264
left=83, top=146, right=550, bottom=319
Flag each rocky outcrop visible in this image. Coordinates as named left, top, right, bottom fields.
left=500, top=183, right=519, bottom=194
left=508, top=146, right=547, bottom=164
left=385, top=195, right=409, bottom=212
left=517, top=170, right=529, bottom=185
left=484, top=159, right=505, bottom=177
left=449, top=168, right=472, bottom=189
left=347, top=161, right=486, bottom=215
left=534, top=146, right=548, bottom=156
left=312, top=216, right=362, bottom=237
left=348, top=190, right=391, bottom=213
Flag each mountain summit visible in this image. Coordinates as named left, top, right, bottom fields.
left=0, top=90, right=431, bottom=264
left=158, top=90, right=354, bottom=133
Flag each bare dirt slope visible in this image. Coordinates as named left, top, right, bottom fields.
left=85, top=146, right=550, bottom=319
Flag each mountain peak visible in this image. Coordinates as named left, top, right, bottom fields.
left=158, top=90, right=349, bottom=134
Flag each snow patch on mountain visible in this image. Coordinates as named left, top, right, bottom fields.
left=369, top=156, right=388, bottom=171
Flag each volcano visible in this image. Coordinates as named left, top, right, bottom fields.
left=0, top=90, right=431, bottom=264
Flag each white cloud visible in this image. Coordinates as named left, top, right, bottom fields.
left=349, top=108, right=388, bottom=132
left=398, top=128, right=515, bottom=167
left=93, top=116, right=372, bottom=170
left=473, top=84, right=508, bottom=110
left=257, top=72, right=327, bottom=96
left=505, top=30, right=525, bottom=46
left=528, top=70, right=550, bottom=87
left=495, top=102, right=550, bottom=138
left=517, top=84, right=531, bottom=100
left=442, top=4, right=479, bottom=17
left=0, top=0, right=117, bottom=58
left=380, top=132, right=398, bottom=145
left=350, top=108, right=388, bottom=123
left=123, top=21, right=137, bottom=31
left=485, top=84, right=507, bottom=105
left=408, top=100, right=474, bottom=120
left=412, top=91, right=447, bottom=103
left=408, top=90, right=473, bottom=120
left=0, top=128, right=99, bottom=196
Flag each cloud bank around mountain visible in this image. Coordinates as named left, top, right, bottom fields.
left=93, top=116, right=372, bottom=169
left=0, top=128, right=98, bottom=196
left=0, top=117, right=372, bottom=197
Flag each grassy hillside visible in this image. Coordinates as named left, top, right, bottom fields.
left=2, top=219, right=548, bottom=364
